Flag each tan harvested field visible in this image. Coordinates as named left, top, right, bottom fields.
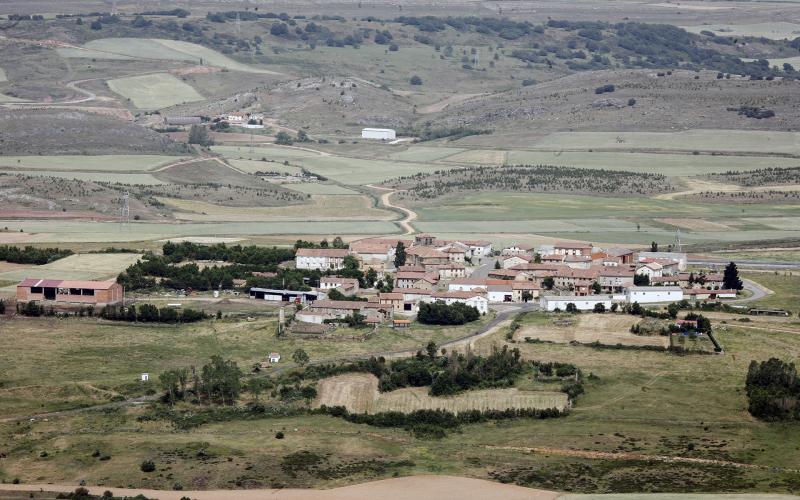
left=516, top=314, right=669, bottom=348
left=0, top=253, right=142, bottom=284
left=0, top=476, right=559, bottom=500
left=314, top=373, right=569, bottom=414
left=657, top=218, right=734, bottom=231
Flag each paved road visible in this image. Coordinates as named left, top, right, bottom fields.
left=731, top=278, right=772, bottom=304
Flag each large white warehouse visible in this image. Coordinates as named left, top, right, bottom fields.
left=362, top=128, right=396, bottom=140
left=626, top=286, right=683, bottom=304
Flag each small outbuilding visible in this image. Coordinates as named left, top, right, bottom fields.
left=269, top=353, right=281, bottom=363
left=361, top=128, right=396, bottom=140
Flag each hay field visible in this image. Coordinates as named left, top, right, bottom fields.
left=527, top=130, right=800, bottom=155
left=681, top=22, right=800, bottom=39
left=388, top=146, right=464, bottom=162
left=227, top=159, right=305, bottom=175
left=314, top=373, right=568, bottom=414
left=504, top=150, right=800, bottom=175
left=657, top=218, right=734, bottom=231
left=59, top=38, right=276, bottom=74
left=213, top=145, right=325, bottom=160
left=0, top=155, right=179, bottom=172
left=290, top=156, right=456, bottom=184
left=162, top=194, right=392, bottom=222
left=441, top=149, right=507, bottom=165
left=515, top=314, right=669, bottom=348
left=0, top=253, right=142, bottom=284
left=107, top=73, right=204, bottom=110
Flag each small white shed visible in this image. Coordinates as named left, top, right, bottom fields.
left=268, top=352, right=281, bottom=363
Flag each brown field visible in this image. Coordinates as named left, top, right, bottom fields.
left=314, top=373, right=568, bottom=414
left=440, top=149, right=507, bottom=165
left=657, top=218, right=733, bottom=231
left=516, top=314, right=669, bottom=348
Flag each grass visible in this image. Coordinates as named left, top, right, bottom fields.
left=515, top=313, right=669, bottom=348
left=0, top=253, right=142, bottom=285
left=0, top=170, right=167, bottom=185
left=313, top=373, right=568, bottom=414
left=59, top=38, right=277, bottom=74
left=107, top=73, right=205, bottom=110
left=0, top=220, right=400, bottom=243
left=161, top=194, right=392, bottom=222
left=0, top=67, right=7, bottom=83
left=504, top=150, right=800, bottom=175
left=681, top=21, right=800, bottom=40
left=525, top=130, right=800, bottom=155
left=283, top=183, right=360, bottom=195
left=744, top=271, right=800, bottom=313
left=0, top=155, right=180, bottom=172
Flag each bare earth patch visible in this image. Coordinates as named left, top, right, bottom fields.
left=314, top=373, right=568, bottom=414
left=516, top=314, right=669, bottom=348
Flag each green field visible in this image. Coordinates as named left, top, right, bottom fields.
left=0, top=253, right=142, bottom=288
left=387, top=146, right=466, bottom=162
left=59, top=38, right=277, bottom=74
left=0, top=170, right=166, bottom=185
left=503, top=150, right=800, bottom=175
left=526, top=130, right=800, bottom=155
left=107, top=73, right=205, bottom=110
left=766, top=56, right=800, bottom=69
left=0, top=155, right=179, bottom=172
left=681, top=21, right=800, bottom=40
left=743, top=272, right=800, bottom=312
left=284, top=183, right=360, bottom=195
left=0, top=220, right=399, bottom=242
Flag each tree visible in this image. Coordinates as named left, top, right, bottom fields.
left=292, top=348, right=310, bottom=366
left=394, top=241, right=407, bottom=268
left=140, top=460, right=156, bottom=472
left=90, top=20, right=102, bottom=30
left=248, top=377, right=271, bottom=402
left=542, top=276, right=555, bottom=290
left=634, top=273, right=650, bottom=286
left=667, top=302, right=679, bottom=319
left=0, top=299, right=4, bottom=315
left=628, top=98, right=637, bottom=106
left=332, top=236, right=345, bottom=248
left=297, top=129, right=309, bottom=142
left=521, top=291, right=533, bottom=302
left=426, top=340, right=437, bottom=359
left=364, top=267, right=378, bottom=288
left=565, top=303, right=578, bottom=313
left=593, top=303, right=606, bottom=313
left=409, top=75, right=423, bottom=85
left=188, top=125, right=211, bottom=146
left=494, top=259, right=501, bottom=270
left=275, top=131, right=293, bottom=145
left=723, top=262, right=743, bottom=290
left=160, top=370, right=179, bottom=404
left=591, top=281, right=601, bottom=294
left=650, top=241, right=659, bottom=252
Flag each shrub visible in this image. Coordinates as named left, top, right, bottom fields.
left=140, top=459, right=156, bottom=472
left=409, top=75, right=423, bottom=85
left=275, top=431, right=285, bottom=439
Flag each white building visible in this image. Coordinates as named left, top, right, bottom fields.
left=463, top=240, right=493, bottom=260
left=361, top=128, right=396, bottom=140
left=425, top=291, right=489, bottom=314
left=487, top=284, right=514, bottom=303
left=295, top=248, right=348, bottom=270
left=539, top=295, right=614, bottom=312
left=626, top=286, right=683, bottom=304
left=636, top=262, right=663, bottom=279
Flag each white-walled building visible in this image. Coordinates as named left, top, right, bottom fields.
left=626, top=286, right=683, bottom=304
left=362, top=128, right=396, bottom=140
left=295, top=248, right=348, bottom=270
left=487, top=284, right=514, bottom=303
left=539, top=295, right=614, bottom=312
left=638, top=251, right=688, bottom=271
left=425, top=291, right=489, bottom=314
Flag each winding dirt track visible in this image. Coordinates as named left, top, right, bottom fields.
left=365, top=184, right=417, bottom=235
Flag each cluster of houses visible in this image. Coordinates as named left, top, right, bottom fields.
left=257, top=236, right=740, bottom=328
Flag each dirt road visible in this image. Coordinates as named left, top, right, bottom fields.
left=418, top=93, right=487, bottom=114
left=0, top=476, right=559, bottom=500
left=365, top=184, right=417, bottom=234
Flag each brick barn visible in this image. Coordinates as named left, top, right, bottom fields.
left=16, top=278, right=124, bottom=306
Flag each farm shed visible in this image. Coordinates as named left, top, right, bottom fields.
left=626, top=286, right=683, bottom=304
left=249, top=287, right=324, bottom=304
left=16, top=278, right=123, bottom=306
left=361, top=128, right=396, bottom=140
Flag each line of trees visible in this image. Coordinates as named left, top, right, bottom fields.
left=100, top=304, right=208, bottom=323
left=417, top=301, right=481, bottom=325
left=0, top=245, right=73, bottom=265
left=746, top=358, right=800, bottom=421
left=159, top=356, right=244, bottom=406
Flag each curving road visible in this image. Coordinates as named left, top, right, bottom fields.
left=365, top=184, right=418, bottom=235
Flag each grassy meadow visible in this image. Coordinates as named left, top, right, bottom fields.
left=107, top=73, right=205, bottom=110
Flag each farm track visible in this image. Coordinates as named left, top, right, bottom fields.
left=365, top=184, right=418, bottom=235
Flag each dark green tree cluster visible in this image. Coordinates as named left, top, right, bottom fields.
left=746, top=358, right=800, bottom=421
left=417, top=301, right=481, bottom=325
left=0, top=245, right=73, bottom=265
left=723, top=262, right=744, bottom=290
left=100, top=304, right=208, bottom=323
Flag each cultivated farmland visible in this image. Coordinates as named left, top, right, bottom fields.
left=514, top=313, right=669, bottom=348
left=0, top=253, right=142, bottom=288
left=314, top=373, right=568, bottom=414
left=0, top=155, right=179, bottom=172
left=107, top=73, right=205, bottom=110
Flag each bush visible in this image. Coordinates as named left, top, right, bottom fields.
left=409, top=75, right=423, bottom=85
left=275, top=431, right=285, bottom=439
left=594, top=84, right=615, bottom=94
left=140, top=459, right=156, bottom=472
left=417, top=301, right=480, bottom=325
